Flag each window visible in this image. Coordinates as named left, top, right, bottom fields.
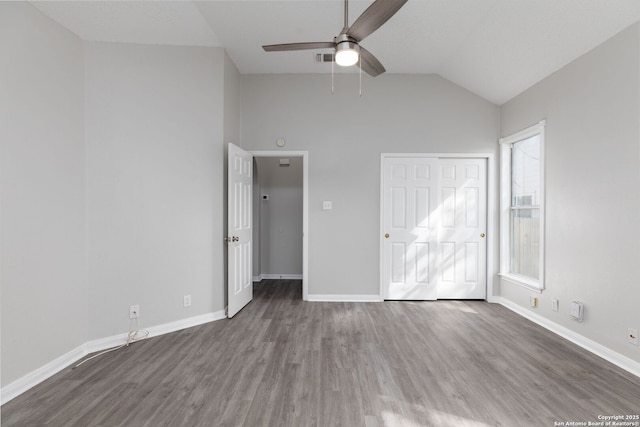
left=499, top=121, right=545, bottom=290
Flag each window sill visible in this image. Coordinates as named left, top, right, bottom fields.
left=499, top=273, right=543, bottom=293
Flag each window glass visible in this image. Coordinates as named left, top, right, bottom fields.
left=510, top=209, right=540, bottom=279
left=511, top=135, right=540, bottom=207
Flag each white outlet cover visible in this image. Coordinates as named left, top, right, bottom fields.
left=551, top=299, right=559, bottom=312
left=129, top=304, right=139, bottom=319
left=322, top=201, right=332, bottom=210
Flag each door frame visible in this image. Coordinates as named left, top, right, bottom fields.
left=251, top=150, right=309, bottom=300
left=379, top=153, right=496, bottom=302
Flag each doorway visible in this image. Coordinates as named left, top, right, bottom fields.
left=251, top=151, right=309, bottom=300
left=380, top=154, right=493, bottom=300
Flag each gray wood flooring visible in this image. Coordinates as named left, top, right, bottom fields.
left=2, top=280, right=639, bottom=426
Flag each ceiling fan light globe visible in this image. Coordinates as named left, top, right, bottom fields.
left=336, top=50, right=359, bottom=66
left=335, top=41, right=360, bottom=67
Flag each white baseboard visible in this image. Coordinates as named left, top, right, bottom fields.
left=0, top=344, right=87, bottom=405
left=494, top=296, right=640, bottom=378
left=307, top=294, right=382, bottom=302
left=252, top=275, right=263, bottom=282
left=258, top=274, right=303, bottom=280
left=0, top=310, right=227, bottom=405
left=486, top=295, right=502, bottom=304
left=86, top=310, right=226, bottom=353
left=145, top=310, right=226, bottom=338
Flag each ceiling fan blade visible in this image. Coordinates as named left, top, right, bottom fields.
left=263, top=42, right=335, bottom=52
left=358, top=46, right=386, bottom=77
left=347, top=0, right=407, bottom=42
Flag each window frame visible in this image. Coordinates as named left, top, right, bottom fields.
left=499, top=120, right=546, bottom=291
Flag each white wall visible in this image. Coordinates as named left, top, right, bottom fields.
left=85, top=42, right=226, bottom=339
left=0, top=3, right=87, bottom=386
left=240, top=74, right=500, bottom=296
left=500, top=23, right=640, bottom=362
left=255, top=157, right=303, bottom=277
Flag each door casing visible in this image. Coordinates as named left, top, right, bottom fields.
left=251, top=150, right=309, bottom=300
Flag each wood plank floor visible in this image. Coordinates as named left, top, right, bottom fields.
left=3, top=280, right=639, bottom=426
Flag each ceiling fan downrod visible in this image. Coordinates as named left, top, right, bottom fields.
left=343, top=0, right=349, bottom=32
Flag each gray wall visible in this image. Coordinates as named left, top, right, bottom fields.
left=85, top=42, right=227, bottom=339
left=500, top=23, right=640, bottom=362
left=0, top=3, right=87, bottom=386
left=255, top=157, right=303, bottom=277
left=0, top=4, right=235, bottom=387
left=240, top=74, right=501, bottom=296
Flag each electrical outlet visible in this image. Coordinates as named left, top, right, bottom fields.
left=129, top=304, right=139, bottom=319
left=529, top=296, right=538, bottom=308
left=570, top=301, right=584, bottom=321
left=183, top=295, right=192, bottom=307
left=551, top=299, right=559, bottom=312
left=628, top=328, right=639, bottom=345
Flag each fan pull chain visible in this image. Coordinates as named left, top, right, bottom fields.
left=359, top=54, right=362, bottom=97
left=331, top=52, right=335, bottom=95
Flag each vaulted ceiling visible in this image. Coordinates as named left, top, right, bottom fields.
left=31, top=0, right=640, bottom=105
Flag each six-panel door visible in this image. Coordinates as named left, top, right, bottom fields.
left=383, top=158, right=439, bottom=300
left=436, top=159, right=487, bottom=299
left=228, top=143, right=253, bottom=318
left=382, top=157, right=487, bottom=300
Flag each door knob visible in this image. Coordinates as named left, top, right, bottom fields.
left=232, top=236, right=239, bottom=242
left=384, top=233, right=390, bottom=238
left=480, top=233, right=486, bottom=238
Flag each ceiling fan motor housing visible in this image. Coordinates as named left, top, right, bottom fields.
left=334, top=33, right=359, bottom=50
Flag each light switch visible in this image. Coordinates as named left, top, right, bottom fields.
left=322, top=201, right=332, bottom=210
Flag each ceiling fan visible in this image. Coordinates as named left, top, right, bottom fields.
left=262, top=0, right=407, bottom=77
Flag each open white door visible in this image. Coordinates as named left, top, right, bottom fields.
left=227, top=143, right=253, bottom=318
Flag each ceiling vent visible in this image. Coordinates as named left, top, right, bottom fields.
left=315, top=53, right=335, bottom=63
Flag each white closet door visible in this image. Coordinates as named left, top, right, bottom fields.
left=382, top=157, right=487, bottom=300
left=382, top=158, right=439, bottom=300
left=437, top=159, right=487, bottom=299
